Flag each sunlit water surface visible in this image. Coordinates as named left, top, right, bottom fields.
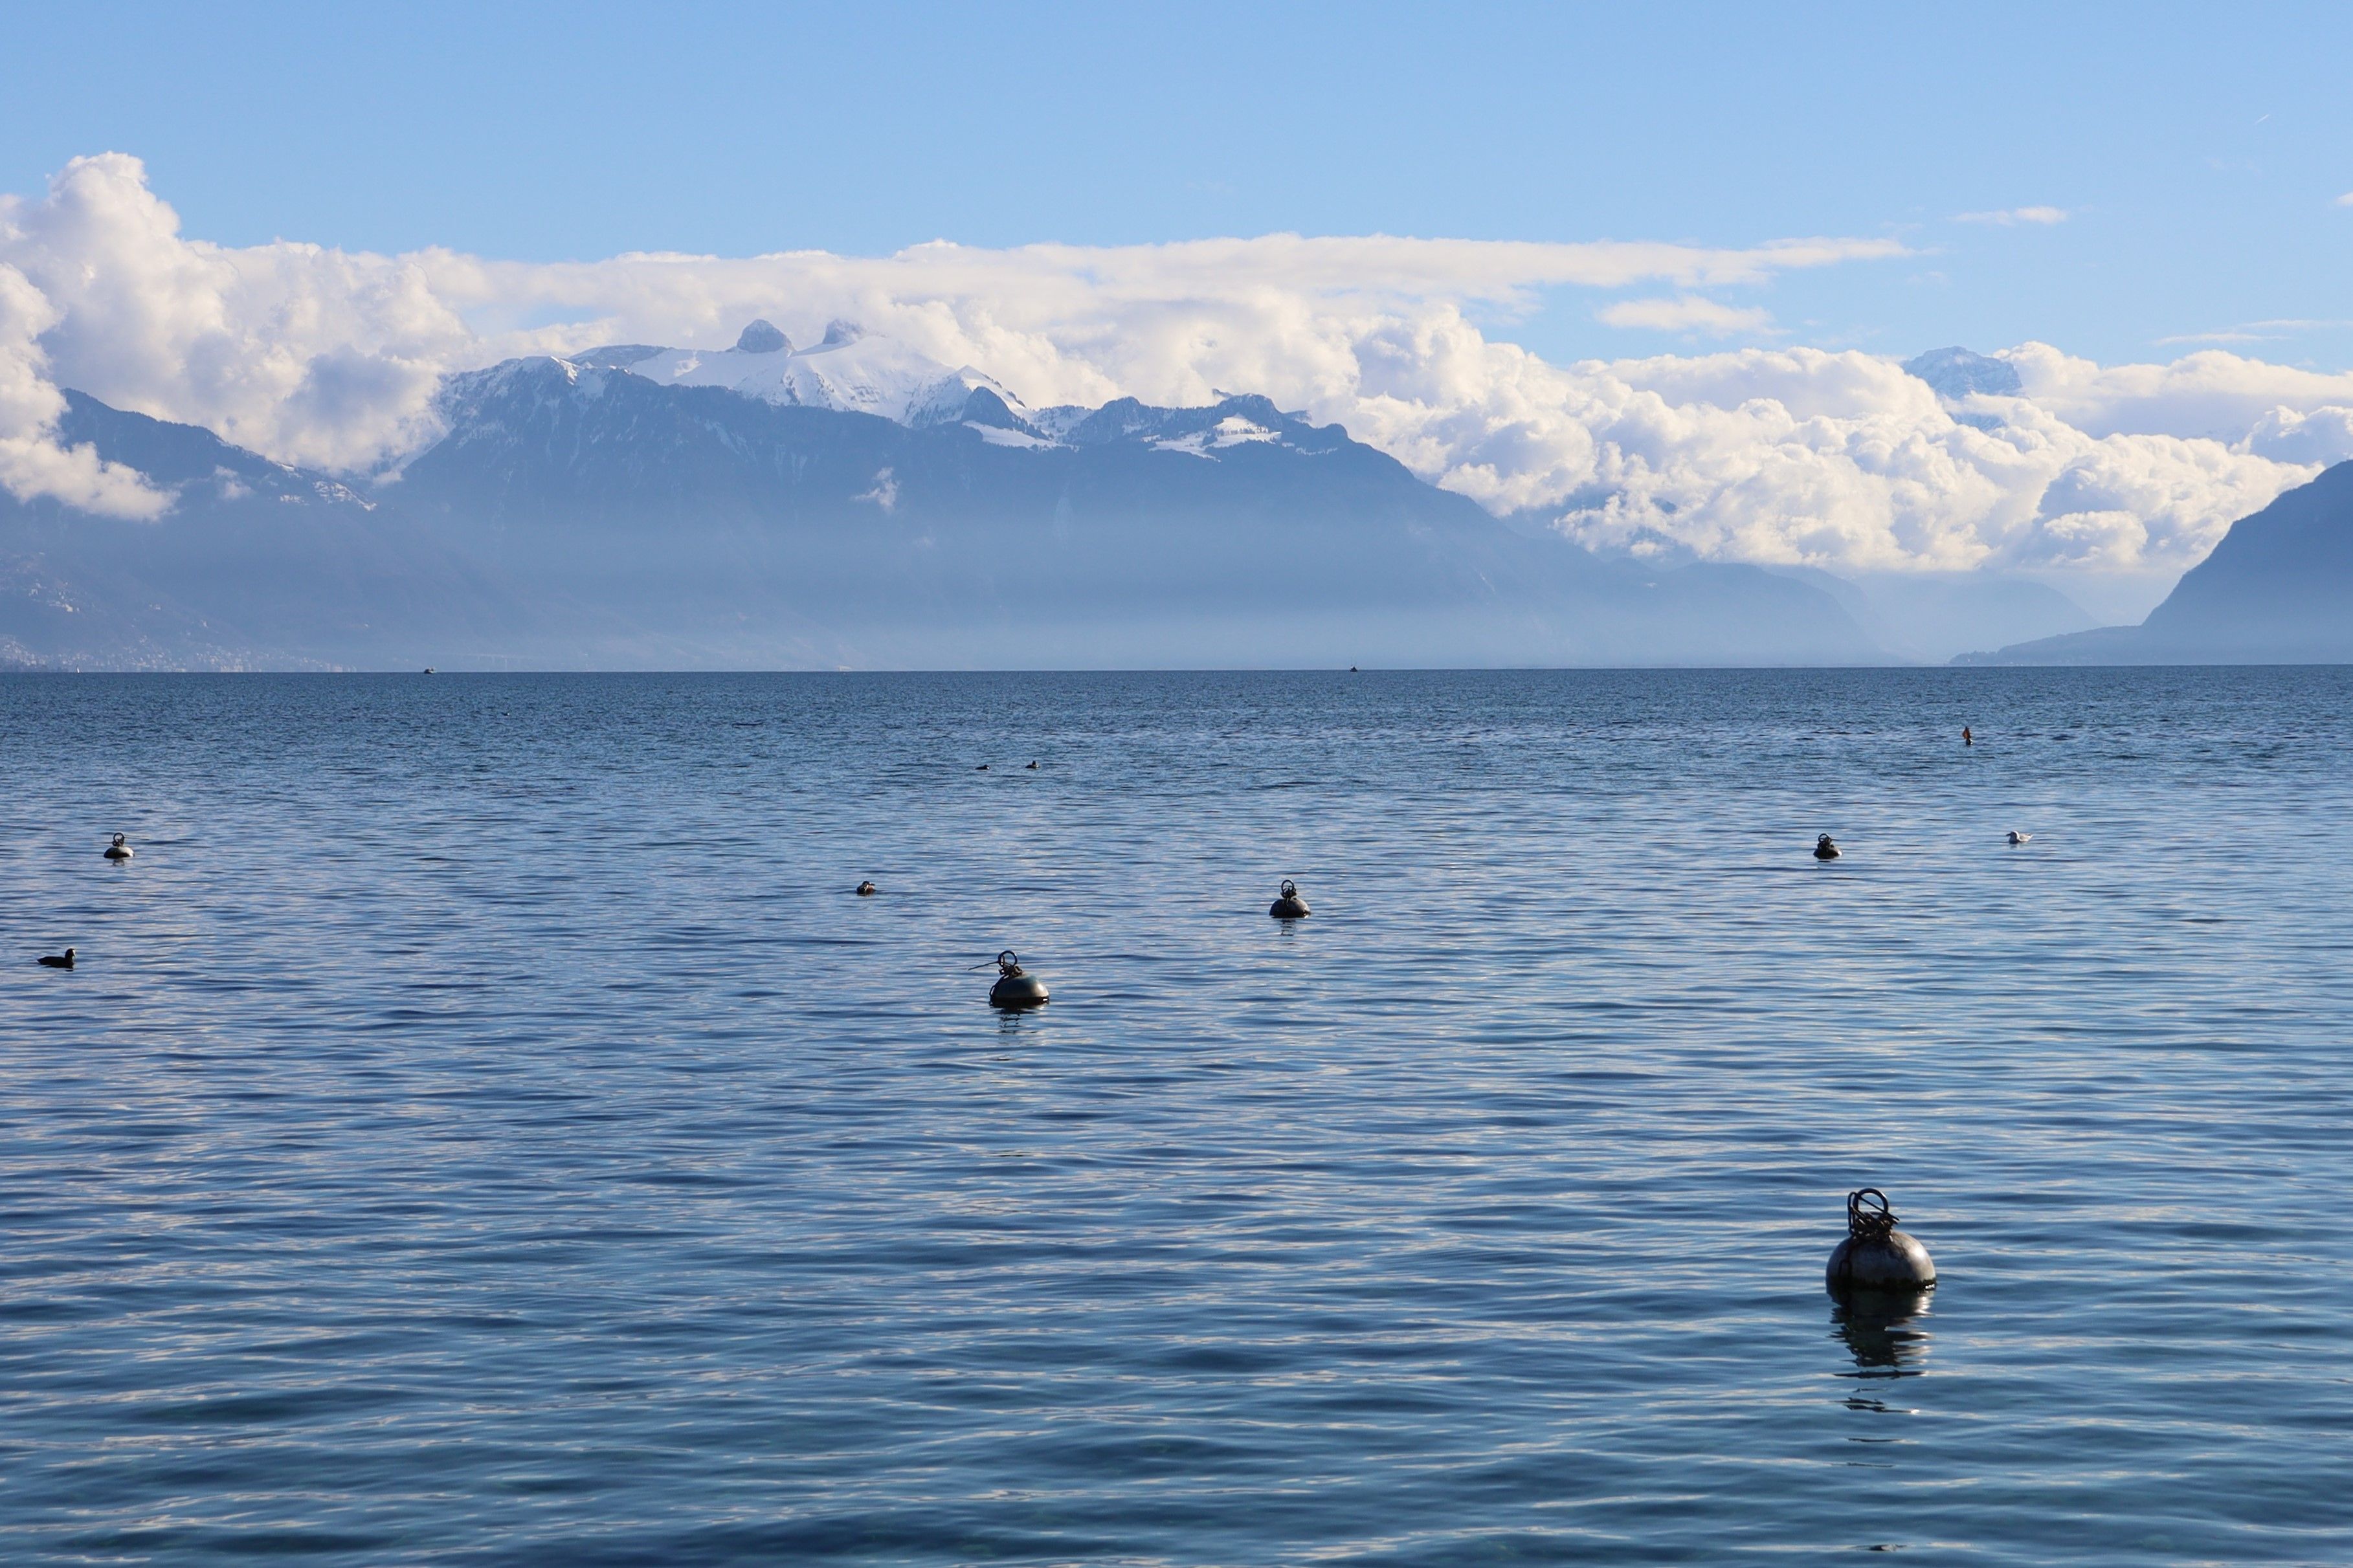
left=3, top=669, right=2351, bottom=1564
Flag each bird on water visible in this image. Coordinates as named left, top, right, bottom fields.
left=1814, top=834, right=1842, bottom=860
left=104, top=834, right=133, bottom=860
left=856, top=881, right=878, bottom=896
left=1962, top=725, right=1973, bottom=746
left=2007, top=830, right=2032, bottom=845
left=38, top=948, right=75, bottom=969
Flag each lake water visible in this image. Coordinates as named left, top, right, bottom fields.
left=3, top=668, right=2351, bottom=1564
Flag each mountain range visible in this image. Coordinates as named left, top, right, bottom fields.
left=0, top=321, right=1892, bottom=670
left=1, top=326, right=2335, bottom=670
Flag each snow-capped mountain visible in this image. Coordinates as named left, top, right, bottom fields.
left=581, top=318, right=1034, bottom=429
left=3, top=329, right=1891, bottom=669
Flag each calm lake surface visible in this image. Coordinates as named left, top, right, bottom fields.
left=3, top=668, right=2351, bottom=1564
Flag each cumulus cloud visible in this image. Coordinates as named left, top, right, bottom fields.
left=1957, top=206, right=2069, bottom=225
left=3, top=153, right=2351, bottom=579
left=1343, top=338, right=2315, bottom=573
left=0, top=152, right=467, bottom=500
left=1595, top=295, right=1774, bottom=337
left=2002, top=342, right=2353, bottom=441
left=0, top=261, right=169, bottom=518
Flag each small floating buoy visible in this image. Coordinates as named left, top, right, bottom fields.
left=1269, top=879, right=1310, bottom=920
left=36, top=947, right=75, bottom=969
left=988, top=949, right=1049, bottom=1009
left=104, top=834, right=133, bottom=861
left=1814, top=834, right=1842, bottom=861
left=855, top=881, right=877, bottom=896
left=1826, top=1187, right=1935, bottom=1292
left=2006, top=830, right=2031, bottom=845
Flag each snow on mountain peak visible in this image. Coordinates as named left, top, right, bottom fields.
left=589, top=323, right=1032, bottom=429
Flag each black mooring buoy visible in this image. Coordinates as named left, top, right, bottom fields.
left=37, top=947, right=75, bottom=969
left=1269, top=879, right=1310, bottom=920
left=1825, top=1187, right=1935, bottom=1292
left=1814, top=834, right=1842, bottom=861
left=988, top=949, right=1049, bottom=1009
left=855, top=881, right=877, bottom=896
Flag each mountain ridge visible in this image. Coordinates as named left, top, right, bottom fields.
left=3, top=329, right=1893, bottom=669
left=1959, top=460, right=2353, bottom=665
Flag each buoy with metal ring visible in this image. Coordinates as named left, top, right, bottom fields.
left=1269, top=879, right=1310, bottom=920
left=988, top=949, right=1049, bottom=1009
left=1825, top=1187, right=1936, bottom=1291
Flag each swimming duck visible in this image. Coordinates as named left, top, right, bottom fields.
left=104, top=834, right=133, bottom=861
left=37, top=947, right=74, bottom=969
left=1269, top=879, right=1311, bottom=919
left=1814, top=834, right=1842, bottom=861
left=976, top=764, right=989, bottom=771
left=2006, top=830, right=2031, bottom=845
left=856, top=881, right=878, bottom=896
left=1026, top=760, right=1038, bottom=769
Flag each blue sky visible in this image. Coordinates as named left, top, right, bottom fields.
left=5, top=1, right=2349, bottom=370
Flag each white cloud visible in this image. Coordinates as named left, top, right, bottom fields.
left=2002, top=342, right=2353, bottom=440
left=1344, top=338, right=2315, bottom=573
left=0, top=258, right=169, bottom=518
left=1956, top=206, right=2069, bottom=225
left=3, top=153, right=2350, bottom=580
left=1595, top=295, right=1775, bottom=337
left=2335, top=192, right=2353, bottom=207
left=0, top=153, right=468, bottom=498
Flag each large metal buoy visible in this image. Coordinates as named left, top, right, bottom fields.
left=1814, top=834, right=1842, bottom=861
left=988, top=949, right=1049, bottom=1010
left=1825, top=1187, right=1935, bottom=1292
left=1269, top=879, right=1310, bottom=920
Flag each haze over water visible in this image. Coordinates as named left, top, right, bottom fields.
left=3, top=668, right=2350, bottom=1563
